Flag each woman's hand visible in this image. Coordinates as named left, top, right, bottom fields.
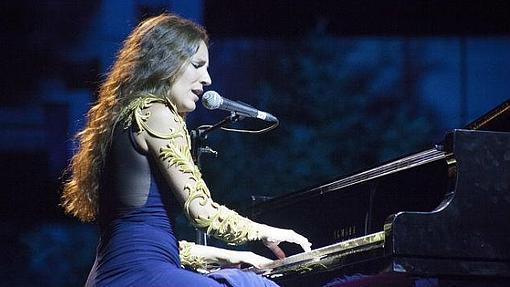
left=222, top=250, right=273, bottom=269
left=181, top=241, right=273, bottom=270
left=258, top=224, right=312, bottom=258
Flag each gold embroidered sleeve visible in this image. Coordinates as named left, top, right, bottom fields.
left=127, top=95, right=262, bottom=245
left=179, top=240, right=207, bottom=271
left=158, top=120, right=261, bottom=245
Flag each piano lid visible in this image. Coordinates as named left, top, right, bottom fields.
left=464, top=98, right=510, bottom=131
left=250, top=98, right=509, bottom=213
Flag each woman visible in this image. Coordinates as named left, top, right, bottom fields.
left=61, top=13, right=311, bottom=286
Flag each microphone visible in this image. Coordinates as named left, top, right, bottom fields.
left=202, top=91, right=278, bottom=122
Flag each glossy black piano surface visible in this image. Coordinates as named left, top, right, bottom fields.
left=246, top=99, right=510, bottom=286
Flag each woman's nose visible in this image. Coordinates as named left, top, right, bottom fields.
left=201, top=70, right=212, bottom=86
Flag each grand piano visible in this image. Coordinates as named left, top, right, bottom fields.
left=246, top=100, right=510, bottom=286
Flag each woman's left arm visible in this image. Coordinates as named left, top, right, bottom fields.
left=125, top=97, right=311, bottom=254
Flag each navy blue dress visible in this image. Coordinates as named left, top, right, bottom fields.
left=84, top=125, right=278, bottom=287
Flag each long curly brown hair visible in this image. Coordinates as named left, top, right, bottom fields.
left=61, top=14, right=208, bottom=221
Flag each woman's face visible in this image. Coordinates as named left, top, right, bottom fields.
left=170, top=40, right=211, bottom=114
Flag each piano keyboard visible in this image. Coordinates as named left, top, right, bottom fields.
left=250, top=231, right=385, bottom=279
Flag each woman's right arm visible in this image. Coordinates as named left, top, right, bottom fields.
left=179, top=240, right=272, bottom=271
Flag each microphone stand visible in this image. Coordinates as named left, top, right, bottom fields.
left=190, top=113, right=243, bottom=245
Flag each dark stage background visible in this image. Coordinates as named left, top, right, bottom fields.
left=1, top=1, right=509, bottom=286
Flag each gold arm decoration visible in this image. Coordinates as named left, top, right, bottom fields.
left=120, top=95, right=183, bottom=140
left=178, top=240, right=207, bottom=270
left=160, top=133, right=259, bottom=245
left=155, top=112, right=260, bottom=245
left=159, top=136, right=261, bottom=245
left=121, top=94, right=261, bottom=245
left=195, top=205, right=260, bottom=245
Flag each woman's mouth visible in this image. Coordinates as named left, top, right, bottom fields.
left=191, top=89, right=203, bottom=101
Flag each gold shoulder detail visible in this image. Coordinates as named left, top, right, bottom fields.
left=119, top=94, right=184, bottom=140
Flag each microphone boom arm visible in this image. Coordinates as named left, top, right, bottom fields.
left=191, top=112, right=243, bottom=167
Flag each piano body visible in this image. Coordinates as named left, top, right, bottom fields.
left=247, top=100, right=510, bottom=286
